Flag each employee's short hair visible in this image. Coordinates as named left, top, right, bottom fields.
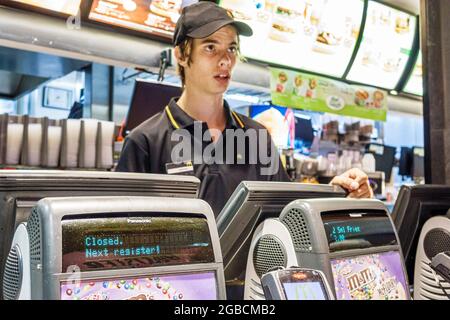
left=173, top=2, right=252, bottom=88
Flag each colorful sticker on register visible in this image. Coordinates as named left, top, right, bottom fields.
left=331, top=251, right=409, bottom=300
left=60, top=272, right=217, bottom=300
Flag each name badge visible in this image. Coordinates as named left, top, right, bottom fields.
left=165, top=161, right=194, bottom=175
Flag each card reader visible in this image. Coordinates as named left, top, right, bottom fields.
left=261, top=267, right=334, bottom=300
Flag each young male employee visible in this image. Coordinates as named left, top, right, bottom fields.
left=116, top=1, right=373, bottom=216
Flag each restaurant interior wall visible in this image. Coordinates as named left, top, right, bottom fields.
left=26, top=70, right=84, bottom=119
left=0, top=99, right=15, bottom=114
left=90, top=63, right=110, bottom=121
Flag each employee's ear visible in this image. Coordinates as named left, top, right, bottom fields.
left=174, top=46, right=188, bottom=68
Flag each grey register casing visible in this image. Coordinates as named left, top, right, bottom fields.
left=217, top=181, right=346, bottom=283
left=3, top=196, right=226, bottom=300
left=245, top=198, right=408, bottom=300
left=414, top=215, right=450, bottom=300
left=0, top=170, right=200, bottom=299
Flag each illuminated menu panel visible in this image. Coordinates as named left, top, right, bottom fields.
left=403, top=51, right=423, bottom=96
left=9, top=0, right=81, bottom=15
left=346, top=1, right=417, bottom=89
left=219, top=0, right=364, bottom=77
left=89, top=0, right=197, bottom=38
left=61, top=215, right=215, bottom=272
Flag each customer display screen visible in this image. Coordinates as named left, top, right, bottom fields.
left=60, top=271, right=217, bottom=300
left=280, top=270, right=329, bottom=300
left=88, top=0, right=197, bottom=38
left=61, top=215, right=215, bottom=272
left=219, top=0, right=364, bottom=77
left=331, top=251, right=409, bottom=300
left=9, top=0, right=81, bottom=15
left=322, top=211, right=397, bottom=253
left=346, top=1, right=417, bottom=89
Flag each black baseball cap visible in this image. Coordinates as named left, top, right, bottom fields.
left=173, top=1, right=253, bottom=46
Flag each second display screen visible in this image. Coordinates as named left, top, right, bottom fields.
left=321, top=211, right=398, bottom=253
left=60, top=271, right=218, bottom=300
left=331, top=251, right=409, bottom=300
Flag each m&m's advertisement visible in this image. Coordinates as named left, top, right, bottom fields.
left=331, top=251, right=409, bottom=300
left=60, top=272, right=217, bottom=300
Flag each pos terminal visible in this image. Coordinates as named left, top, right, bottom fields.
left=246, top=198, right=410, bottom=300
left=261, top=267, right=334, bottom=300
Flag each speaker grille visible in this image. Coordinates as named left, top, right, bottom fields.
left=27, top=208, right=42, bottom=265
left=424, top=229, right=450, bottom=260
left=281, top=208, right=312, bottom=252
left=418, top=260, right=450, bottom=300
left=3, top=245, right=22, bottom=300
left=253, top=235, right=286, bottom=278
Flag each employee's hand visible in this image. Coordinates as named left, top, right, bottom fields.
left=330, top=168, right=374, bottom=199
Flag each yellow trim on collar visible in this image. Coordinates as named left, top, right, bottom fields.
left=165, top=105, right=180, bottom=129
left=231, top=111, right=245, bottom=129
left=167, top=105, right=244, bottom=130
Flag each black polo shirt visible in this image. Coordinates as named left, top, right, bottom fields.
left=116, top=98, right=290, bottom=216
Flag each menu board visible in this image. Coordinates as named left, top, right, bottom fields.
left=89, top=0, right=197, bottom=38
left=346, top=1, right=417, bottom=89
left=219, top=0, right=364, bottom=77
left=403, top=51, right=423, bottom=96
left=9, top=0, right=81, bottom=15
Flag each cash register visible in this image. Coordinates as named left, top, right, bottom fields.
left=247, top=198, right=410, bottom=300
left=3, top=196, right=225, bottom=300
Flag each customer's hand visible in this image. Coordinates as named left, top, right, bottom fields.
left=330, top=168, right=374, bottom=199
